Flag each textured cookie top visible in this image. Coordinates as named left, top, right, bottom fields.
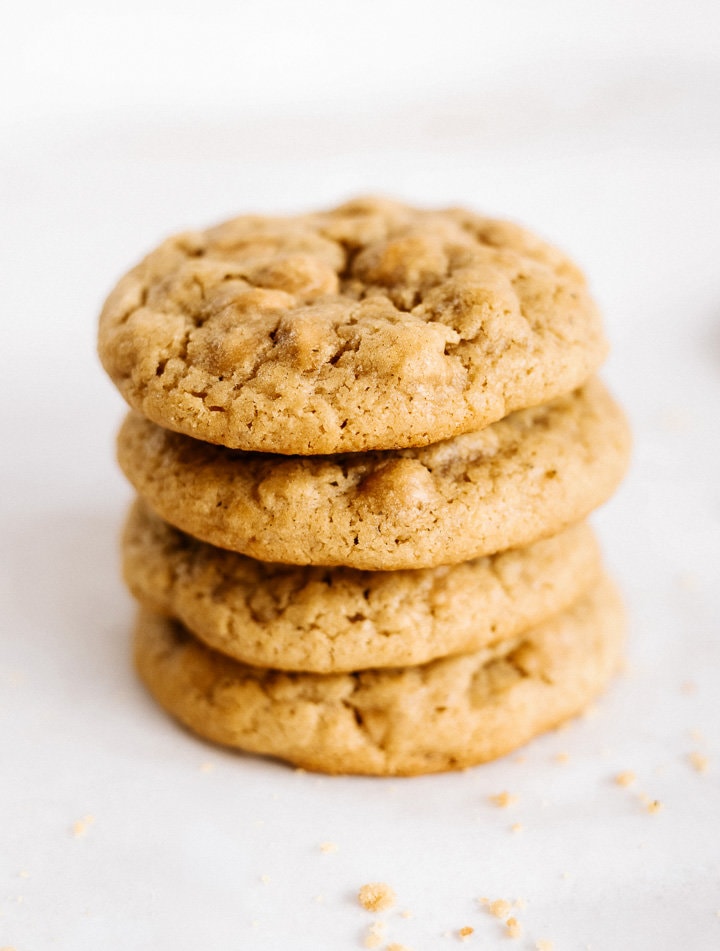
left=123, top=500, right=601, bottom=672
left=134, top=577, right=624, bottom=775
left=117, top=378, right=631, bottom=569
left=99, top=197, right=607, bottom=454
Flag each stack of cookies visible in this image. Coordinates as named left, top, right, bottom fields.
left=98, top=197, right=630, bottom=776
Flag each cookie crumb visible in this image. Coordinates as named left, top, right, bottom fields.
left=320, top=841, right=338, bottom=853
left=358, top=882, right=396, bottom=912
left=401, top=910, right=413, bottom=919
left=554, top=752, right=570, bottom=764
left=72, top=815, right=95, bottom=837
left=513, top=898, right=527, bottom=910
left=689, top=752, right=708, bottom=773
left=506, top=917, right=522, bottom=938
left=18, top=870, right=30, bottom=879
left=458, top=926, right=474, bottom=941
left=645, top=798, right=663, bottom=815
left=536, top=942, right=554, bottom=951
left=510, top=823, right=524, bottom=834
left=614, top=770, right=636, bottom=787
left=387, top=944, right=412, bottom=951
left=364, top=920, right=386, bottom=948
left=488, top=899, right=512, bottom=919
left=489, top=792, right=518, bottom=808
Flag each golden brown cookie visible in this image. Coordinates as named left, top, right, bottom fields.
left=117, top=378, right=630, bottom=570
left=98, top=197, right=607, bottom=454
left=123, top=499, right=602, bottom=672
left=133, top=576, right=624, bottom=776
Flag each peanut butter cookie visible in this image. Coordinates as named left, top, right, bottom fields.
left=123, top=499, right=601, bottom=672
left=99, top=197, right=607, bottom=454
left=117, top=379, right=630, bottom=569
left=133, top=577, right=624, bottom=775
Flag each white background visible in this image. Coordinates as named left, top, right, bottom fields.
left=1, top=1, right=719, bottom=948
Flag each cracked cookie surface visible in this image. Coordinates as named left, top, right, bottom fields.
left=117, top=378, right=630, bottom=570
left=99, top=197, right=607, bottom=454
left=123, top=500, right=602, bottom=672
left=133, top=576, right=624, bottom=775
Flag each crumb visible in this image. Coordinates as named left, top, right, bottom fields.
left=320, top=841, right=338, bottom=853
left=358, top=882, right=396, bottom=912
left=478, top=897, right=489, bottom=906
left=458, top=926, right=474, bottom=941
left=506, top=917, right=522, bottom=938
left=689, top=752, right=708, bottom=773
left=554, top=752, right=570, bottom=764
left=401, top=910, right=413, bottom=919
left=536, top=942, right=554, bottom=951
left=645, top=799, right=663, bottom=815
left=561, top=871, right=572, bottom=881
left=510, top=823, right=524, bottom=834
left=259, top=874, right=271, bottom=884
left=614, top=770, right=636, bottom=787
left=72, top=815, right=95, bottom=837
left=488, top=899, right=512, bottom=919
left=489, top=792, right=518, bottom=808
left=18, top=870, right=30, bottom=878
left=387, top=944, right=413, bottom=951
left=364, top=920, right=386, bottom=948
left=513, top=898, right=527, bottom=910
left=199, top=761, right=214, bottom=773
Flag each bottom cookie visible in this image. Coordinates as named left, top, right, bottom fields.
left=134, top=577, right=624, bottom=776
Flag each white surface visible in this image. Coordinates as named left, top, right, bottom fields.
left=2, top=2, right=720, bottom=948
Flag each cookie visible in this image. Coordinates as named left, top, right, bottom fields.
left=133, top=576, right=624, bottom=775
left=123, top=499, right=602, bottom=672
left=117, top=378, right=630, bottom=570
left=98, top=197, right=607, bottom=454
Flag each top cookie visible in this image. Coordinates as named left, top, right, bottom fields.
left=98, top=197, right=607, bottom=454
